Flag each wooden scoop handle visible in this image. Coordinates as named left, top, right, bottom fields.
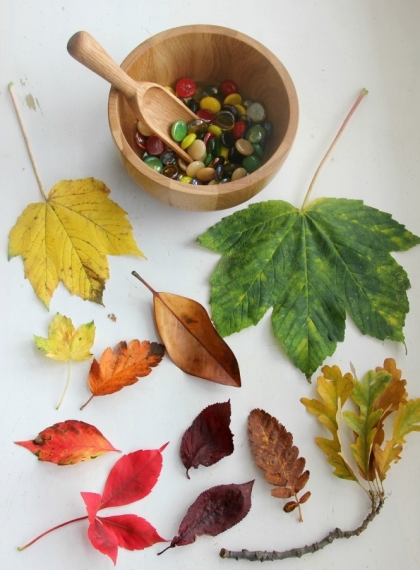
left=67, top=31, right=137, bottom=100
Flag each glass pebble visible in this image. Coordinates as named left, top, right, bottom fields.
left=176, top=77, right=196, bottom=98
left=220, top=79, right=238, bottom=97
left=207, top=124, right=222, bottom=137
left=231, top=167, right=248, bottom=181
left=196, top=167, right=216, bottom=182
left=143, top=156, right=163, bottom=173
left=235, top=139, right=254, bottom=156
left=247, top=102, right=266, bottom=123
left=146, top=135, right=165, bottom=156
left=232, top=120, right=246, bottom=139
left=162, top=165, right=179, bottom=179
left=180, top=175, right=193, bottom=184
left=187, top=139, right=207, bottom=161
left=252, top=143, right=265, bottom=159
left=234, top=103, right=247, bottom=116
left=245, top=124, right=267, bottom=144
left=187, top=119, right=208, bottom=137
left=171, top=120, right=188, bottom=142
left=187, top=98, right=200, bottom=113
left=242, top=154, right=262, bottom=173
left=134, top=131, right=148, bottom=151
left=200, top=96, right=221, bottom=114
left=222, top=104, right=239, bottom=119
left=177, top=157, right=188, bottom=171
left=224, top=93, right=242, bottom=105
left=215, top=110, right=235, bottom=130
left=197, top=109, right=216, bottom=123
left=181, top=133, right=196, bottom=150
left=203, top=131, right=216, bottom=146
left=161, top=149, right=177, bottom=166
left=186, top=160, right=205, bottom=178
left=221, top=130, right=236, bottom=148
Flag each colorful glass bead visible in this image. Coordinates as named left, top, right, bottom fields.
left=197, top=109, right=216, bottom=123
left=187, top=119, right=208, bottom=137
left=143, top=156, right=163, bottom=172
left=221, top=130, right=236, bottom=148
left=224, top=93, right=242, bottom=105
left=200, top=96, right=221, bottom=114
left=196, top=167, right=216, bottom=182
left=247, top=102, right=266, bottom=123
left=162, top=164, right=179, bottom=179
left=176, top=77, right=196, bottom=98
left=231, top=166, right=248, bottom=181
left=232, top=120, right=246, bottom=139
left=181, top=133, right=196, bottom=149
left=161, top=149, right=177, bottom=165
left=242, top=154, right=262, bottom=173
left=187, top=98, right=200, bottom=113
left=171, top=120, right=188, bottom=142
left=245, top=124, right=267, bottom=144
left=235, top=139, right=254, bottom=156
left=187, top=139, right=207, bottom=161
left=186, top=160, right=205, bottom=178
left=134, top=131, right=148, bottom=151
left=215, top=110, right=235, bottom=130
left=146, top=135, right=165, bottom=156
left=220, top=79, right=238, bottom=97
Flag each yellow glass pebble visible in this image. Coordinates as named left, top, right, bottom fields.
left=234, top=104, right=247, bottom=116
left=200, top=96, right=222, bottom=114
left=180, top=175, right=193, bottom=184
left=220, top=146, right=229, bottom=160
left=224, top=93, right=242, bottom=105
left=208, top=124, right=222, bottom=137
left=181, top=133, right=197, bottom=149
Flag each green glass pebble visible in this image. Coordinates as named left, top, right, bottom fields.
left=171, top=120, right=188, bottom=142
left=144, top=156, right=163, bottom=173
left=252, top=143, right=265, bottom=159
left=247, top=102, right=266, bottom=123
left=245, top=125, right=267, bottom=144
left=204, top=152, right=214, bottom=166
left=242, top=154, right=262, bottom=173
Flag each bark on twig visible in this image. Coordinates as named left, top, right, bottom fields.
left=220, top=494, right=384, bottom=562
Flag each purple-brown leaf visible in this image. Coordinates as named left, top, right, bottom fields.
left=159, top=481, right=254, bottom=554
left=180, top=400, right=234, bottom=478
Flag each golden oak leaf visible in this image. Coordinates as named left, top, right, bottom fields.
left=374, top=358, right=408, bottom=445
left=34, top=313, right=95, bottom=362
left=8, top=178, right=144, bottom=308
left=81, top=340, right=165, bottom=409
left=248, top=409, right=310, bottom=521
left=301, top=365, right=357, bottom=481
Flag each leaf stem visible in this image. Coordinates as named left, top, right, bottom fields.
left=220, top=493, right=383, bottom=562
left=301, top=88, right=368, bottom=210
left=56, top=361, right=71, bottom=410
left=18, top=515, right=88, bottom=551
left=80, top=393, right=94, bottom=411
left=8, top=82, right=48, bottom=201
left=131, top=271, right=157, bottom=296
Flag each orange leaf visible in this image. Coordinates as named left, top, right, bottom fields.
left=81, top=340, right=165, bottom=409
left=248, top=409, right=310, bottom=522
left=15, top=420, right=120, bottom=465
left=132, top=272, right=241, bottom=387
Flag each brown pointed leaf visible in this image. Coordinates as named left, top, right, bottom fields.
left=248, top=409, right=310, bottom=519
left=132, top=272, right=241, bottom=387
left=81, top=340, right=165, bottom=409
left=15, top=420, right=120, bottom=465
left=180, top=400, right=234, bottom=478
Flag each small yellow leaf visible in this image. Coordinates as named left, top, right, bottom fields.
left=9, top=178, right=144, bottom=308
left=34, top=313, right=95, bottom=362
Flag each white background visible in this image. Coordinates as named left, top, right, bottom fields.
left=1, top=1, right=420, bottom=569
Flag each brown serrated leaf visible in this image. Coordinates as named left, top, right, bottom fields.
left=248, top=409, right=310, bottom=522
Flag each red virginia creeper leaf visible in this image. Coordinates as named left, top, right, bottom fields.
left=81, top=492, right=102, bottom=522
left=97, top=514, right=165, bottom=550
left=99, top=444, right=168, bottom=509
left=180, top=400, right=234, bottom=478
left=87, top=517, right=119, bottom=564
left=14, top=420, right=120, bottom=465
left=160, top=481, right=254, bottom=554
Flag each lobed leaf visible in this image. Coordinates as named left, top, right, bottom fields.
left=9, top=178, right=144, bottom=308
left=198, top=199, right=420, bottom=377
left=180, top=400, right=234, bottom=478
left=15, top=420, right=119, bottom=465
left=34, top=313, right=95, bottom=362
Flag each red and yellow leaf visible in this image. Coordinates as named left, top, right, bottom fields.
left=15, top=420, right=120, bottom=465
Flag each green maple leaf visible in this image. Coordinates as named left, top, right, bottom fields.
left=197, top=91, right=420, bottom=378
left=197, top=198, right=419, bottom=378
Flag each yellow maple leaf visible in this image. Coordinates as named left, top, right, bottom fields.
left=8, top=178, right=144, bottom=308
left=34, top=313, right=96, bottom=408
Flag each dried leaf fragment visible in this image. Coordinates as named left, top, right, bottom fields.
left=159, top=481, right=254, bottom=554
left=81, top=339, right=165, bottom=409
left=15, top=420, right=119, bottom=465
left=9, top=178, right=144, bottom=308
left=132, top=272, right=241, bottom=387
left=248, top=409, right=310, bottom=521
left=180, top=400, right=234, bottom=478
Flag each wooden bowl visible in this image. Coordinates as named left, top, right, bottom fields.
left=108, top=25, right=299, bottom=211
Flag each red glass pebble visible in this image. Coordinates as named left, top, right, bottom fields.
left=176, top=77, right=196, bottom=98
left=203, top=131, right=216, bottom=146
left=134, top=131, right=148, bottom=150
left=220, top=79, right=238, bottom=97
left=232, top=120, right=247, bottom=140
left=146, top=135, right=165, bottom=156
left=197, top=108, right=216, bottom=123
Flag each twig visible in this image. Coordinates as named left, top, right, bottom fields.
left=219, top=494, right=384, bottom=562
left=8, top=82, right=48, bottom=201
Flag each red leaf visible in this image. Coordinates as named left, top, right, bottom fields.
left=180, top=400, right=234, bottom=478
left=160, top=481, right=254, bottom=553
left=15, top=420, right=120, bottom=465
left=99, top=445, right=168, bottom=509
left=81, top=492, right=102, bottom=522
left=97, top=514, right=166, bottom=550
left=87, top=517, right=118, bottom=564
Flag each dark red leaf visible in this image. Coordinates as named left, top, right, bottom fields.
left=180, top=400, right=234, bottom=478
left=160, top=480, right=254, bottom=554
left=81, top=491, right=102, bottom=522
left=87, top=517, right=118, bottom=564
left=99, top=444, right=168, bottom=509
left=97, top=514, right=166, bottom=550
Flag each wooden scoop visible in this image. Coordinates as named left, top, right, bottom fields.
left=67, top=31, right=197, bottom=163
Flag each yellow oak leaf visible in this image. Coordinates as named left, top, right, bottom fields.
left=8, top=178, right=144, bottom=308
left=34, top=313, right=96, bottom=408
left=34, top=313, right=95, bottom=362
